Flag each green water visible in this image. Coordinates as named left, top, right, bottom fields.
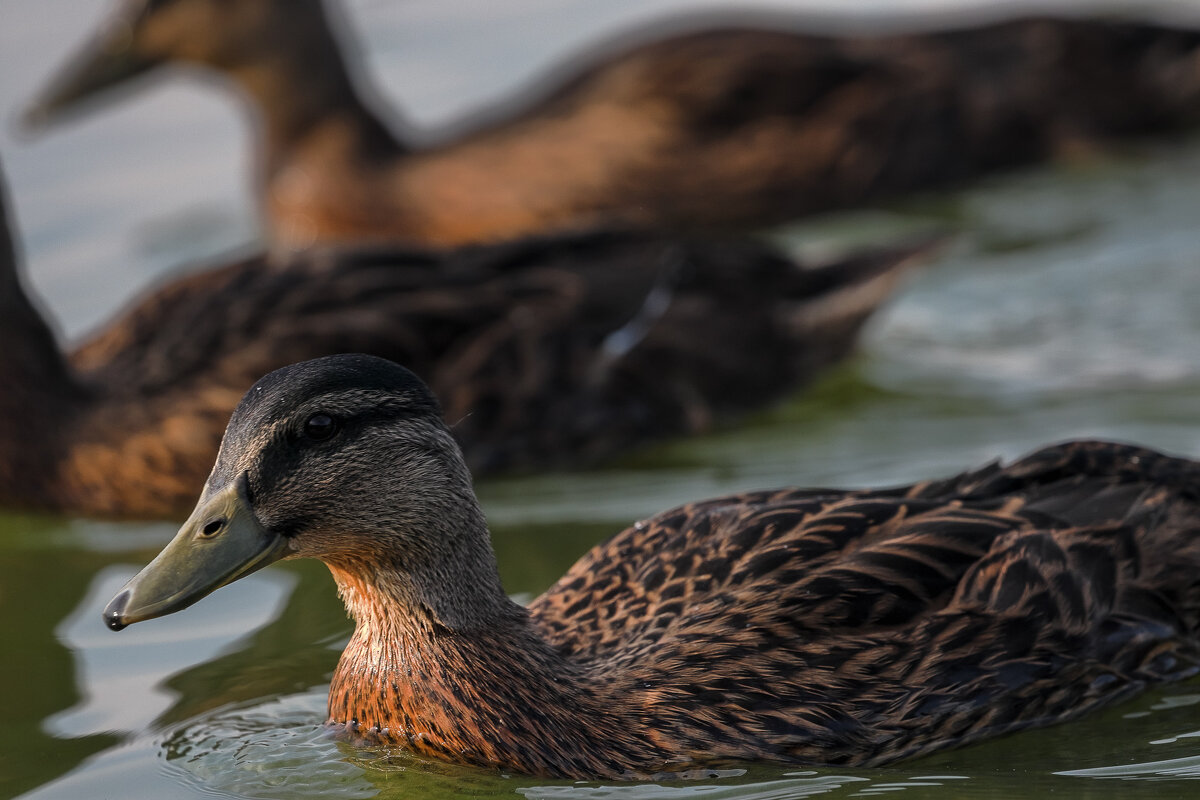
left=5, top=137, right=1200, bottom=796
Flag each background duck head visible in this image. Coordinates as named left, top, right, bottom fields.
left=24, top=0, right=404, bottom=250
left=24, top=0, right=374, bottom=129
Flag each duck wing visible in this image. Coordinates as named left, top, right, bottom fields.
left=530, top=440, right=1200, bottom=764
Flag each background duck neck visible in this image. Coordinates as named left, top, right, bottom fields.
left=227, top=10, right=406, bottom=170
left=0, top=195, right=88, bottom=507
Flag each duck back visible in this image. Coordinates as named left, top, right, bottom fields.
left=531, top=440, right=1200, bottom=767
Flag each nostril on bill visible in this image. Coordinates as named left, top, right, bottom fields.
left=201, top=518, right=226, bottom=537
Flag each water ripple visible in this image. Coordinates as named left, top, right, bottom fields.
left=158, top=693, right=376, bottom=799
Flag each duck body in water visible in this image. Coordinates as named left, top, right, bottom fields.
left=0, top=178, right=926, bottom=517
left=26, top=1, right=1200, bottom=249
left=106, top=354, right=1200, bottom=778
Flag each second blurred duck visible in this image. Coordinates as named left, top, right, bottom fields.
left=25, top=0, right=1200, bottom=250
left=0, top=177, right=932, bottom=518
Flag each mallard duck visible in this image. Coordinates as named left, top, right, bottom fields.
left=0, top=175, right=927, bottom=517
left=25, top=2, right=1200, bottom=250
left=104, top=354, right=1200, bottom=778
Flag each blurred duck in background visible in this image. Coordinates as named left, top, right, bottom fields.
left=24, top=0, right=1200, bottom=251
left=0, top=168, right=934, bottom=518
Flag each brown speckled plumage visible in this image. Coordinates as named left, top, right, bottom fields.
left=0, top=181, right=924, bottom=517
left=27, top=2, right=1200, bottom=249
left=107, top=356, right=1200, bottom=778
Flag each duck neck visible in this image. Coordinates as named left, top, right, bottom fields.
left=323, top=523, right=650, bottom=777
left=225, top=3, right=406, bottom=173
left=0, top=193, right=87, bottom=506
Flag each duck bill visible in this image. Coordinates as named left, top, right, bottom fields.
left=23, top=14, right=160, bottom=129
left=103, top=478, right=291, bottom=631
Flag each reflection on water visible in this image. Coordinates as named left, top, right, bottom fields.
left=45, top=566, right=298, bottom=738
left=159, top=694, right=375, bottom=800
left=0, top=516, right=123, bottom=799
left=32, top=670, right=1200, bottom=800
left=516, top=773, right=872, bottom=799
left=1058, top=753, right=1200, bottom=780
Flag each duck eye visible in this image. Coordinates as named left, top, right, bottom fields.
left=303, top=413, right=337, bottom=441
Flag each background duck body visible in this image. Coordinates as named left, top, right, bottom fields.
left=0, top=180, right=927, bottom=517
left=26, top=2, right=1200, bottom=250
left=105, top=356, right=1200, bottom=778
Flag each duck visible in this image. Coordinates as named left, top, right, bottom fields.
left=0, top=172, right=928, bottom=518
left=103, top=353, right=1200, bottom=778
left=25, top=1, right=1200, bottom=251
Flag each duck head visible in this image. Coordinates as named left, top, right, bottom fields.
left=25, top=0, right=334, bottom=127
left=103, top=353, right=502, bottom=632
